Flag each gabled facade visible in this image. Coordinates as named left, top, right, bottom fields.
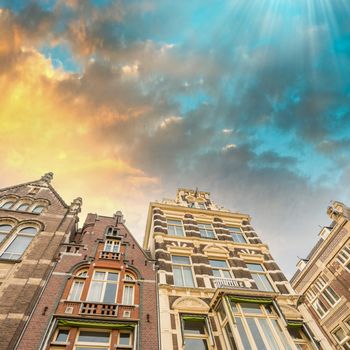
left=17, top=211, right=158, bottom=350
left=0, top=173, right=81, bottom=350
left=291, top=201, right=350, bottom=350
left=144, top=188, right=316, bottom=350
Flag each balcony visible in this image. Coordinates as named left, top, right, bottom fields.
left=99, top=250, right=121, bottom=260
left=80, top=302, right=118, bottom=316
left=213, top=277, right=251, bottom=289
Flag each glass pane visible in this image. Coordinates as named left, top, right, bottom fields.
left=1, top=235, right=32, bottom=259
left=103, top=283, right=117, bottom=303
left=175, top=226, right=184, bottom=236
left=222, top=270, right=231, bottom=278
left=240, top=303, right=263, bottom=314
left=227, top=226, right=241, bottom=233
left=19, top=227, right=37, bottom=235
left=78, top=331, right=110, bottom=343
left=168, top=219, right=182, bottom=225
left=246, top=318, right=267, bottom=350
left=56, top=329, right=69, bottom=342
left=207, top=230, right=215, bottom=238
left=0, top=233, right=6, bottom=243
left=123, top=286, right=133, bottom=304
left=32, top=206, right=44, bottom=213
left=94, top=272, right=106, bottom=280
left=69, top=281, right=83, bottom=301
left=173, top=267, right=184, bottom=286
left=107, top=272, right=118, bottom=281
left=172, top=256, right=190, bottom=264
left=119, top=333, right=131, bottom=345
left=224, top=323, right=238, bottom=350
left=76, top=348, right=109, bottom=350
left=183, top=319, right=206, bottom=334
left=272, top=320, right=292, bottom=350
left=259, top=319, right=280, bottom=350
left=17, top=204, right=29, bottom=211
left=0, top=225, right=12, bottom=233
left=252, top=274, right=274, bottom=291
left=183, top=267, right=195, bottom=287
left=334, top=328, right=346, bottom=341
left=232, top=233, right=247, bottom=243
left=168, top=226, right=176, bottom=235
left=217, top=302, right=226, bottom=321
left=288, top=327, right=303, bottom=340
left=1, top=202, right=14, bottom=209
left=88, top=281, right=104, bottom=301
left=209, top=260, right=227, bottom=268
left=184, top=338, right=208, bottom=350
left=235, top=317, right=253, bottom=350
left=246, top=263, right=264, bottom=272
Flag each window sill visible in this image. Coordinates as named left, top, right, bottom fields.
left=0, top=257, right=22, bottom=263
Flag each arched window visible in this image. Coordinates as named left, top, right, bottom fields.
left=17, top=204, right=30, bottom=212
left=32, top=205, right=45, bottom=214
left=0, top=224, right=12, bottom=243
left=0, top=226, right=38, bottom=260
left=67, top=269, right=88, bottom=301
left=1, top=201, right=15, bottom=210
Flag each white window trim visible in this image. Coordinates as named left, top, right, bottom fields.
left=198, top=222, right=216, bottom=239
left=75, top=329, right=111, bottom=347
left=166, top=218, right=185, bottom=237
left=87, top=270, right=119, bottom=303
left=122, top=284, right=135, bottom=305
left=172, top=255, right=196, bottom=288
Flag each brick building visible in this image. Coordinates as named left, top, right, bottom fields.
left=291, top=201, right=350, bottom=349
left=0, top=173, right=81, bottom=350
left=16, top=211, right=158, bottom=350
left=143, top=188, right=317, bottom=350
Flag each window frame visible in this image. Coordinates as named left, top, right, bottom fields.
left=74, top=329, right=111, bottom=348
left=246, top=263, right=275, bottom=292
left=104, top=239, right=120, bottom=253
left=209, top=259, right=232, bottom=279
left=227, top=226, right=247, bottom=244
left=0, top=223, right=13, bottom=244
left=332, top=326, right=350, bottom=349
left=198, top=223, right=216, bottom=239
left=0, top=225, right=38, bottom=260
left=68, top=280, right=85, bottom=301
left=87, top=270, right=119, bottom=304
left=166, top=218, right=185, bottom=237
left=122, top=284, right=134, bottom=305
left=118, top=332, right=133, bottom=347
left=53, top=328, right=70, bottom=344
left=171, top=255, right=196, bottom=288
left=181, top=314, right=211, bottom=350
left=0, top=201, right=15, bottom=210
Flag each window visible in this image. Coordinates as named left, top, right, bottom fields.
left=337, top=243, right=350, bottom=271
left=198, top=223, right=215, bottom=239
left=1, top=201, right=14, bottom=209
left=312, top=299, right=328, bottom=318
left=182, top=315, right=210, bottom=350
left=17, top=204, right=30, bottom=212
left=104, top=239, right=120, bottom=253
left=230, top=301, right=293, bottom=350
left=118, top=332, right=132, bottom=347
left=122, top=285, right=134, bottom=305
left=227, top=226, right=247, bottom=243
left=172, top=256, right=195, bottom=287
left=32, top=205, right=45, bottom=214
left=246, top=263, right=274, bottom=292
left=87, top=271, right=119, bottom=303
left=167, top=219, right=185, bottom=237
left=55, top=329, right=69, bottom=343
left=75, top=330, right=110, bottom=350
left=288, top=327, right=312, bottom=350
left=0, top=224, right=12, bottom=243
left=198, top=202, right=206, bottom=210
left=68, top=281, right=84, bottom=301
left=332, top=327, right=350, bottom=350
left=209, top=259, right=231, bottom=279
left=0, top=226, right=37, bottom=260
left=216, top=301, right=238, bottom=350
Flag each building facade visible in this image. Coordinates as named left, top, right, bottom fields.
left=291, top=201, right=350, bottom=350
left=0, top=173, right=81, bottom=350
left=143, top=188, right=317, bottom=350
left=16, top=211, right=158, bottom=350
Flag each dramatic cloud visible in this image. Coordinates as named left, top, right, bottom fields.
left=1, top=0, right=350, bottom=276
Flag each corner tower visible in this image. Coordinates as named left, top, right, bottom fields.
left=144, top=188, right=316, bottom=350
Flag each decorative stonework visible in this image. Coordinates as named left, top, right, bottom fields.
left=172, top=296, right=209, bottom=312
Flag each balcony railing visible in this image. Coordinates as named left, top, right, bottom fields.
left=213, top=277, right=251, bottom=289
left=80, top=302, right=118, bottom=316
left=99, top=250, right=121, bottom=260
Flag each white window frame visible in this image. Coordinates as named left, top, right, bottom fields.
left=74, top=329, right=111, bottom=349
left=332, top=326, right=350, bottom=349
left=312, top=299, right=328, bottom=318
left=122, top=284, right=134, bottom=305
left=172, top=255, right=196, bottom=288
left=209, top=259, right=232, bottom=279
left=337, top=243, right=350, bottom=272
left=118, top=332, right=133, bottom=347
left=0, top=226, right=38, bottom=260
left=0, top=223, right=13, bottom=244
left=104, top=239, right=120, bottom=253
left=87, top=270, right=119, bottom=303
left=181, top=315, right=211, bottom=349
left=166, top=219, right=185, bottom=237
left=227, top=226, right=247, bottom=243
left=198, top=223, right=216, bottom=239
left=246, top=263, right=275, bottom=292
left=68, top=280, right=84, bottom=301
left=53, top=328, right=70, bottom=344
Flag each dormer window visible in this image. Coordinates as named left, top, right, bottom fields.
left=105, top=227, right=120, bottom=238
left=198, top=202, right=206, bottom=210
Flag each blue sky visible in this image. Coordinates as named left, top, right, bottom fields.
left=1, top=0, right=350, bottom=276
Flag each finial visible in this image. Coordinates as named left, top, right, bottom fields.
left=69, top=197, right=82, bottom=214
left=114, top=210, right=125, bottom=224
left=41, top=172, right=54, bottom=183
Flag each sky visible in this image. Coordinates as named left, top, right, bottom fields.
left=0, top=0, right=350, bottom=277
